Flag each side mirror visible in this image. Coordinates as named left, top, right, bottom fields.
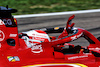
left=7, top=39, right=15, bottom=46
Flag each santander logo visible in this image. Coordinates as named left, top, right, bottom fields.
left=0, top=30, right=5, bottom=41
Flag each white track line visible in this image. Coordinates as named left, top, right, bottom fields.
left=14, top=9, right=100, bottom=18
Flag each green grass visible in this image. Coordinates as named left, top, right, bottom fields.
left=0, top=0, right=100, bottom=15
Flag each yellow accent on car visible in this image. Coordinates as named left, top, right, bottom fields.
left=54, top=27, right=59, bottom=30
left=22, top=63, right=88, bottom=67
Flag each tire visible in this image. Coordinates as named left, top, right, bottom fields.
left=97, top=37, right=100, bottom=41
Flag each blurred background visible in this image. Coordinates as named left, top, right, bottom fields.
left=0, top=0, right=100, bottom=46
left=1, top=0, right=100, bottom=15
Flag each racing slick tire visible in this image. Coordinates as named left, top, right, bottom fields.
left=97, top=37, right=100, bottom=41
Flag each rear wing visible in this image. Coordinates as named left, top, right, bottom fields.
left=0, top=6, right=17, bottom=13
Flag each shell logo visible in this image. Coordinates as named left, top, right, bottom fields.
left=31, top=44, right=43, bottom=53
left=22, top=63, right=88, bottom=67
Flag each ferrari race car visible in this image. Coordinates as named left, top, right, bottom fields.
left=0, top=6, right=100, bottom=67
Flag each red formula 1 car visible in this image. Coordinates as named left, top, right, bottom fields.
left=0, top=6, right=100, bottom=67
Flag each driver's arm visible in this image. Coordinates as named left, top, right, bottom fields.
left=58, top=15, right=75, bottom=39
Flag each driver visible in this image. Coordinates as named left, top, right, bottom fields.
left=19, top=15, right=85, bottom=55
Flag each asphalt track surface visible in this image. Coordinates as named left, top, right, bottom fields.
left=16, top=12, right=100, bottom=46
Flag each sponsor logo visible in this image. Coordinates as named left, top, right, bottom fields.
left=9, top=34, right=17, bottom=37
left=31, top=44, right=43, bottom=53
left=34, top=34, right=47, bottom=38
left=2, top=19, right=12, bottom=25
left=7, top=56, right=20, bottom=62
left=71, top=33, right=83, bottom=41
left=0, top=30, right=5, bottom=41
left=22, top=63, right=88, bottom=67
left=68, top=55, right=88, bottom=60
left=89, top=47, right=100, bottom=51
